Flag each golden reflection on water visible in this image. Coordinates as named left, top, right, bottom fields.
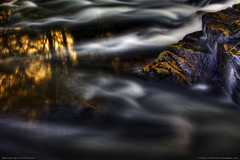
left=0, top=28, right=78, bottom=65
left=0, top=66, right=52, bottom=118
left=0, top=7, right=153, bottom=119
left=0, top=25, right=154, bottom=119
left=0, top=6, right=13, bottom=24
left=0, top=27, right=83, bottom=119
left=25, top=59, right=52, bottom=83
left=51, top=30, right=78, bottom=65
left=0, top=57, right=96, bottom=119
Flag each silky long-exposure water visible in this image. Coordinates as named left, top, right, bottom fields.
left=1, top=0, right=240, bottom=160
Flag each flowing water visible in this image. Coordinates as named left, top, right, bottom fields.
left=1, top=0, right=240, bottom=159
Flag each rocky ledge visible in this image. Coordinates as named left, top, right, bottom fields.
left=141, top=3, right=240, bottom=104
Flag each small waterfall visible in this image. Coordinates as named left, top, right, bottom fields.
left=225, top=56, right=236, bottom=95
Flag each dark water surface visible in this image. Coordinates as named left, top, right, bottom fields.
left=1, top=0, right=240, bottom=159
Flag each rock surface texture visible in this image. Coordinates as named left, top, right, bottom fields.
left=141, top=3, right=240, bottom=104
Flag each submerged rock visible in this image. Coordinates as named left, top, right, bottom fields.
left=141, top=3, right=240, bottom=104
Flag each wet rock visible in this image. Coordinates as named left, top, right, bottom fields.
left=142, top=31, right=214, bottom=85
left=141, top=3, right=240, bottom=104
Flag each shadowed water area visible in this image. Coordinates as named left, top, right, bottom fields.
left=1, top=0, right=240, bottom=159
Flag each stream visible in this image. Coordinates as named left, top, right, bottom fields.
left=0, top=0, right=240, bottom=159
